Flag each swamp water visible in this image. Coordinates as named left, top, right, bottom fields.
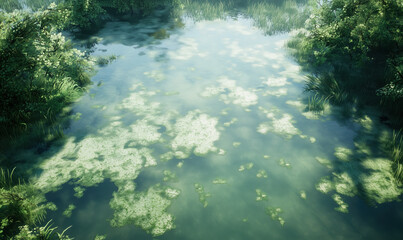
left=9, top=6, right=403, bottom=240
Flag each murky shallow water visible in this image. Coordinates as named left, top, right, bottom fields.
left=22, top=11, right=403, bottom=240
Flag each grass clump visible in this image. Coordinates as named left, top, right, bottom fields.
left=306, top=93, right=327, bottom=113
left=0, top=168, right=72, bottom=239
left=390, top=130, right=403, bottom=183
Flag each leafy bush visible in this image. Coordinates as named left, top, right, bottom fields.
left=0, top=4, right=94, bottom=136
left=288, top=0, right=403, bottom=123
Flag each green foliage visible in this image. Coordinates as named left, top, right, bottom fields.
left=64, top=0, right=181, bottom=30
left=306, top=93, right=327, bottom=113
left=181, top=0, right=312, bottom=34
left=0, top=1, right=65, bottom=12
left=288, top=0, right=403, bottom=124
left=0, top=5, right=94, bottom=137
left=305, top=74, right=347, bottom=105
left=96, top=54, right=117, bottom=66
left=63, top=0, right=107, bottom=30
left=245, top=0, right=313, bottom=35
left=0, top=168, right=63, bottom=239
left=390, top=130, right=403, bottom=183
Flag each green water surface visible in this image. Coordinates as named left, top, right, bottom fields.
left=4, top=2, right=403, bottom=240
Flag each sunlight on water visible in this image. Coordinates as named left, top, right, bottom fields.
left=23, top=12, right=403, bottom=240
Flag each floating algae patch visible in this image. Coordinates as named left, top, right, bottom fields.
left=266, top=207, right=285, bottom=226
left=262, top=88, right=288, bottom=97
left=332, top=172, right=358, bottom=197
left=120, top=83, right=160, bottom=115
left=33, top=117, right=162, bottom=192
left=256, top=169, right=268, bottom=178
left=257, top=114, right=301, bottom=139
left=74, top=186, right=85, bottom=198
left=194, top=183, right=211, bottom=208
left=177, top=161, right=184, bottom=168
left=239, top=163, right=254, bottom=172
left=360, top=158, right=403, bottom=204
left=334, top=147, right=353, bottom=162
left=223, top=118, right=238, bottom=127
left=201, top=76, right=258, bottom=108
left=332, top=194, right=349, bottom=213
left=126, top=119, right=162, bottom=147
left=163, top=170, right=177, bottom=182
left=71, top=112, right=82, bottom=121
left=63, top=204, right=76, bottom=218
left=164, top=91, right=180, bottom=96
left=110, top=182, right=179, bottom=236
left=144, top=69, right=165, bottom=82
left=286, top=100, right=322, bottom=120
left=316, top=177, right=334, bottom=194
left=94, top=235, right=107, bottom=240
left=232, top=142, right=241, bottom=148
left=278, top=159, right=291, bottom=168
left=165, top=188, right=181, bottom=199
left=160, top=152, right=174, bottom=162
left=263, top=76, right=289, bottom=87
left=299, top=190, right=307, bottom=200
left=256, top=189, right=268, bottom=201
left=218, top=149, right=226, bottom=155
left=315, top=157, right=333, bottom=169
left=212, top=178, right=227, bottom=184
left=170, top=110, right=220, bottom=158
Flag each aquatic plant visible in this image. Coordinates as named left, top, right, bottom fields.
left=170, top=110, right=220, bottom=157
left=390, top=130, right=403, bottom=183
left=201, top=77, right=258, bottom=108
left=238, top=163, right=254, bottom=172
left=255, top=189, right=268, bottom=201
left=334, top=147, right=353, bottom=162
left=181, top=0, right=312, bottom=35
left=299, top=190, right=306, bottom=199
left=315, top=157, right=333, bottom=169
left=278, top=158, right=291, bottom=168
left=257, top=108, right=302, bottom=139
left=265, top=207, right=285, bottom=226
left=0, top=168, right=72, bottom=239
left=212, top=178, right=227, bottom=184
left=163, top=170, right=177, bottom=182
left=256, top=169, right=268, bottom=178
left=332, top=194, right=348, bottom=213
left=95, top=55, right=117, bottom=66
left=304, top=74, right=347, bottom=105
left=360, top=158, right=402, bottom=204
left=194, top=183, right=210, bottom=208
left=110, top=183, right=179, bottom=236
left=306, top=93, right=328, bottom=114
left=62, top=204, right=76, bottom=218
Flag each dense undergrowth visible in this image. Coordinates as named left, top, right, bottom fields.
left=0, top=3, right=94, bottom=152
left=287, top=0, right=403, bottom=182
